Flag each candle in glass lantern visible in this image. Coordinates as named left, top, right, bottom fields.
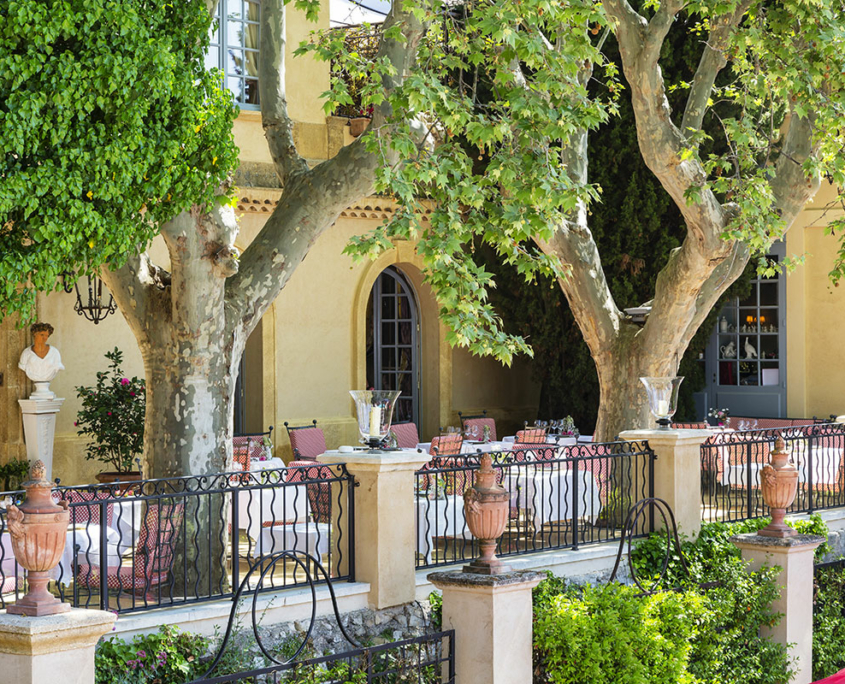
left=369, top=405, right=382, bottom=438
left=656, top=399, right=670, bottom=416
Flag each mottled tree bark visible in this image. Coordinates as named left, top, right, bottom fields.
left=538, top=0, right=821, bottom=441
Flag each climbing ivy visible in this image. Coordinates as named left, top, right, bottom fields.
left=0, top=0, right=239, bottom=322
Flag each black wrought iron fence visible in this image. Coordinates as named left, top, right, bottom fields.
left=701, top=422, right=845, bottom=523
left=414, top=441, right=656, bottom=569
left=0, top=464, right=355, bottom=614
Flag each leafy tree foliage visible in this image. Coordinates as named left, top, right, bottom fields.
left=0, top=0, right=238, bottom=321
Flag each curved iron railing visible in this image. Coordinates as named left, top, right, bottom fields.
left=700, top=422, right=845, bottom=523
left=414, top=440, right=656, bottom=569
left=0, top=464, right=355, bottom=614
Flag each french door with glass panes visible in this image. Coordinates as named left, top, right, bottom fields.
left=703, top=245, right=786, bottom=418
left=368, top=267, right=420, bottom=427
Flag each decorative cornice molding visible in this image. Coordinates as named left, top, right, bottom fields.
left=236, top=187, right=433, bottom=223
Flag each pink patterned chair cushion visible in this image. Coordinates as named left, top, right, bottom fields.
left=289, top=427, right=327, bottom=462
left=516, top=428, right=546, bottom=443
left=430, top=434, right=463, bottom=456
left=286, top=462, right=334, bottom=524
left=62, top=490, right=114, bottom=527
left=461, top=417, right=497, bottom=441
left=232, top=435, right=266, bottom=471
left=511, top=443, right=557, bottom=463
left=76, top=502, right=184, bottom=595
left=672, top=422, right=708, bottom=429
left=391, top=422, right=420, bottom=449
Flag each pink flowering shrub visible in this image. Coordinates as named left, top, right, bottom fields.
left=75, top=348, right=145, bottom=473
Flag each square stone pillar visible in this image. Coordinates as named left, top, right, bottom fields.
left=731, top=533, right=825, bottom=684
left=428, top=571, right=545, bottom=684
left=18, top=398, right=64, bottom=481
left=318, top=450, right=430, bottom=609
left=619, top=429, right=714, bottom=538
left=0, top=608, right=116, bottom=683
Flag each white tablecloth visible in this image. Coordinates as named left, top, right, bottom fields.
left=415, top=441, right=510, bottom=455
left=504, top=467, right=602, bottom=528
left=238, top=484, right=312, bottom=544
left=721, top=443, right=844, bottom=488
left=1, top=526, right=124, bottom=588
left=415, top=495, right=470, bottom=563
left=257, top=522, right=331, bottom=558
left=502, top=436, right=578, bottom=446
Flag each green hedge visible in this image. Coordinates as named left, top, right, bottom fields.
left=530, top=518, right=823, bottom=684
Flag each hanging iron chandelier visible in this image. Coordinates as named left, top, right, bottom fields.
left=61, top=272, right=117, bottom=324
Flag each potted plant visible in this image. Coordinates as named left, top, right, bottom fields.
left=706, top=407, right=730, bottom=427
left=348, top=105, right=374, bottom=137
left=75, top=348, right=145, bottom=484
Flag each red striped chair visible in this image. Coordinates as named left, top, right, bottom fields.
left=516, top=428, right=547, bottom=443
left=286, top=462, right=334, bottom=524
left=511, top=443, right=557, bottom=463
left=430, top=434, right=464, bottom=456
left=459, top=411, right=497, bottom=441
left=61, top=489, right=114, bottom=527
left=76, top=501, right=184, bottom=599
left=284, top=421, right=327, bottom=462
left=391, top=422, right=420, bottom=449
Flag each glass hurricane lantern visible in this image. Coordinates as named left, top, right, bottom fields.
left=350, top=390, right=402, bottom=451
left=640, top=377, right=684, bottom=429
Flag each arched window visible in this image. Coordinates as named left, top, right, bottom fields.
left=366, top=267, right=421, bottom=426
left=207, top=0, right=261, bottom=108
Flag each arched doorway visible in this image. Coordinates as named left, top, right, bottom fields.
left=366, top=266, right=421, bottom=426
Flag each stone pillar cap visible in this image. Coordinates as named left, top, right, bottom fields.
left=730, top=532, right=826, bottom=551
left=427, top=570, right=546, bottom=590
left=317, top=450, right=430, bottom=470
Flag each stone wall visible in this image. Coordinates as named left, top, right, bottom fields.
left=0, top=314, right=27, bottom=465
left=215, top=600, right=436, bottom=671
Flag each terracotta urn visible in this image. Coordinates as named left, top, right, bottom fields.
left=463, top=453, right=511, bottom=574
left=6, top=460, right=71, bottom=616
left=758, top=436, right=799, bottom=538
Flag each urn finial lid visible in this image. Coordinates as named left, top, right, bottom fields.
left=774, top=436, right=787, bottom=453
left=22, top=459, right=51, bottom=489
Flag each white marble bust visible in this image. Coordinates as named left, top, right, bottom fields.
left=18, top=323, right=64, bottom=399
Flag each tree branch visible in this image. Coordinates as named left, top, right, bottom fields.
left=605, top=0, right=727, bottom=252
left=101, top=251, right=167, bottom=346
left=260, top=0, right=309, bottom=187
left=770, top=109, right=821, bottom=228
left=227, top=0, right=430, bottom=336
left=681, top=0, right=752, bottom=136
left=536, top=128, right=622, bottom=353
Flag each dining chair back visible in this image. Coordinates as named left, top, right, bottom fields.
left=458, top=410, right=497, bottom=441
left=516, top=428, right=547, bottom=443
left=391, top=422, right=420, bottom=449
left=430, top=434, right=464, bottom=456
left=284, top=420, right=327, bottom=462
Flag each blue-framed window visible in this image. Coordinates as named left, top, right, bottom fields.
left=207, top=0, right=261, bottom=109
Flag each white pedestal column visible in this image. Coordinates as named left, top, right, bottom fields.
left=428, top=570, right=545, bottom=684
left=18, top=399, right=64, bottom=481
left=731, top=533, right=825, bottom=684
left=0, top=608, right=116, bottom=684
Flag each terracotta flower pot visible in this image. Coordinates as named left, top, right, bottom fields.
left=7, top=460, right=71, bottom=616
left=463, top=453, right=511, bottom=575
left=759, top=436, right=799, bottom=538
left=95, top=470, right=142, bottom=492
left=349, top=117, right=371, bottom=137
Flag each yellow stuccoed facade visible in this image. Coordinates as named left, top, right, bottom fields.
left=1, top=8, right=844, bottom=483
left=0, top=8, right=539, bottom=484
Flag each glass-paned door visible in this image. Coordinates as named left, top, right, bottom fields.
left=366, top=267, right=420, bottom=426
left=704, top=246, right=787, bottom=418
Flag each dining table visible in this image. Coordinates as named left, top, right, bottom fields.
left=502, top=466, right=603, bottom=529
left=415, top=440, right=511, bottom=455
left=415, top=494, right=470, bottom=564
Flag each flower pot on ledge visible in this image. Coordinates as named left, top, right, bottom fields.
left=95, top=470, right=142, bottom=491
left=349, top=117, right=371, bottom=137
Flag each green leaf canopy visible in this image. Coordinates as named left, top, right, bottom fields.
left=0, top=0, right=238, bottom=320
